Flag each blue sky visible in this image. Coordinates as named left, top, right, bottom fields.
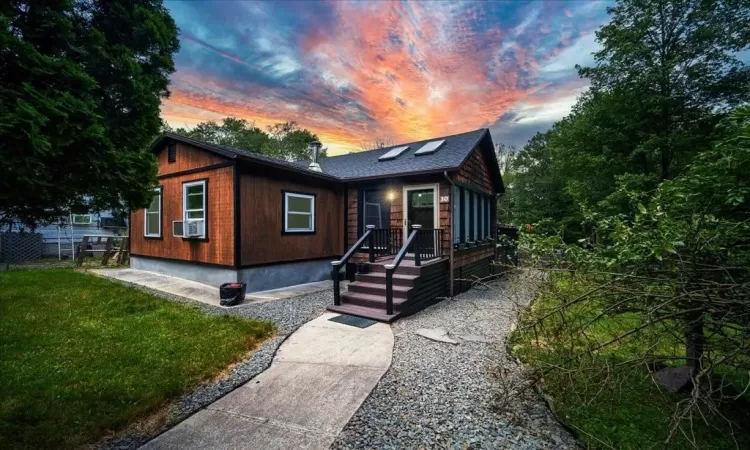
left=161, top=1, right=612, bottom=154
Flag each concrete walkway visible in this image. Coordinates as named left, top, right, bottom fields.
left=140, top=312, right=394, bottom=450
left=90, top=268, right=335, bottom=308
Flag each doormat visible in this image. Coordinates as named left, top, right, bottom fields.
left=329, top=314, right=377, bottom=328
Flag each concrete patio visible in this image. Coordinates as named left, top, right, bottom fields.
left=90, top=268, right=336, bottom=308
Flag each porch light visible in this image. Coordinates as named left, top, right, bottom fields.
left=386, top=190, right=396, bottom=202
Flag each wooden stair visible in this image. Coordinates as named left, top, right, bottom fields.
left=327, top=257, right=448, bottom=322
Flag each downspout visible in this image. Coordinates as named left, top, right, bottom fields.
left=443, top=171, right=455, bottom=298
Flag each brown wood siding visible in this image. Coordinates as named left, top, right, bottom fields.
left=438, top=182, right=451, bottom=256
left=157, top=142, right=228, bottom=176
left=347, top=178, right=452, bottom=257
left=347, top=188, right=358, bottom=247
left=455, top=244, right=495, bottom=268
left=454, top=147, right=495, bottom=195
left=451, top=145, right=498, bottom=269
left=239, top=174, right=344, bottom=266
left=130, top=166, right=235, bottom=265
left=452, top=255, right=494, bottom=295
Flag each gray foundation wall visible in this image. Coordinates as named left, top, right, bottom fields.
left=238, top=258, right=334, bottom=292
left=130, top=256, right=335, bottom=292
left=131, top=256, right=239, bottom=287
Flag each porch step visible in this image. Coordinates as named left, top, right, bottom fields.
left=341, top=291, right=409, bottom=310
left=367, top=263, right=421, bottom=276
left=327, top=304, right=400, bottom=323
left=347, top=281, right=412, bottom=298
left=354, top=272, right=418, bottom=287
left=367, top=257, right=447, bottom=276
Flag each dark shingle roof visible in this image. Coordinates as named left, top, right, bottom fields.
left=151, top=133, right=340, bottom=181
left=151, top=128, right=503, bottom=192
left=300, top=128, right=494, bottom=181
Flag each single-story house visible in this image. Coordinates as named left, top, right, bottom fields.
left=130, top=128, right=504, bottom=321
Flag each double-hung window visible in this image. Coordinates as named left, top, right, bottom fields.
left=144, top=187, right=162, bottom=238
left=72, top=214, right=93, bottom=225
left=183, top=180, right=206, bottom=238
left=284, top=192, right=315, bottom=233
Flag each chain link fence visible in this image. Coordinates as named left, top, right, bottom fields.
left=0, top=234, right=69, bottom=270
left=0, top=221, right=129, bottom=271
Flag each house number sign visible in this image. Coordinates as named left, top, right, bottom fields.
left=440, top=196, right=449, bottom=203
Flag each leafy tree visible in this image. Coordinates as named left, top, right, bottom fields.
left=521, top=106, right=750, bottom=420
left=169, top=118, right=324, bottom=161
left=0, top=0, right=179, bottom=228
left=495, top=143, right=517, bottom=224
left=508, top=0, right=749, bottom=238
left=580, top=0, right=749, bottom=181
left=263, top=121, right=325, bottom=161
left=170, top=118, right=270, bottom=153
left=506, top=132, right=581, bottom=237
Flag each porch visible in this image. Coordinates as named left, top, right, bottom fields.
left=328, top=226, right=449, bottom=322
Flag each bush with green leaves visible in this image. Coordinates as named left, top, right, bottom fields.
left=517, top=107, right=750, bottom=441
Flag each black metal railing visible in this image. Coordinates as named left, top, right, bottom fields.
left=331, top=225, right=375, bottom=306
left=413, top=228, right=443, bottom=263
left=331, top=226, right=402, bottom=306
left=368, top=227, right=403, bottom=262
left=384, top=225, right=444, bottom=315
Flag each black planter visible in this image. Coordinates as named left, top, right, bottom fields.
left=219, top=282, right=247, bottom=306
left=356, top=262, right=370, bottom=274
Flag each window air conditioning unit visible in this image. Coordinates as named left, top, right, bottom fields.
left=185, top=219, right=204, bottom=238
left=172, top=221, right=184, bottom=237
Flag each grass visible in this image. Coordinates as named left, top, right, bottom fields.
left=0, top=269, right=275, bottom=450
left=510, top=274, right=750, bottom=449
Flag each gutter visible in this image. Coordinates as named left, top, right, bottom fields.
left=443, top=170, right=455, bottom=298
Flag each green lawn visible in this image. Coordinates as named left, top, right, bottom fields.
left=0, top=269, right=275, bottom=450
left=511, top=275, right=750, bottom=450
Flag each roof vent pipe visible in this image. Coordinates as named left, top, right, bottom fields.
left=308, top=140, right=323, bottom=172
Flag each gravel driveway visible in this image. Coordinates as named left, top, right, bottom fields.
left=331, top=271, right=576, bottom=449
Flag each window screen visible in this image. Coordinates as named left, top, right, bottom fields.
left=362, top=189, right=390, bottom=232
left=144, top=188, right=161, bottom=237
left=183, top=180, right=206, bottom=238
left=285, top=192, right=315, bottom=233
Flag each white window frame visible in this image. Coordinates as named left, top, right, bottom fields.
left=183, top=180, right=207, bottom=238
left=284, top=192, right=315, bottom=233
left=72, top=214, right=93, bottom=225
left=144, top=188, right=162, bottom=237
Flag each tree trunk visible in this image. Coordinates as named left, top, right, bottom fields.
left=685, top=312, right=704, bottom=374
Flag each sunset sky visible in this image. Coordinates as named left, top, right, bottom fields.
left=161, top=0, right=611, bottom=155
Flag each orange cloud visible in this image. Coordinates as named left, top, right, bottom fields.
left=162, top=1, right=608, bottom=154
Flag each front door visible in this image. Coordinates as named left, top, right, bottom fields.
left=403, top=185, right=438, bottom=255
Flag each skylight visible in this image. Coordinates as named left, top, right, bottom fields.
left=378, top=145, right=410, bottom=161
left=414, top=140, right=445, bottom=156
